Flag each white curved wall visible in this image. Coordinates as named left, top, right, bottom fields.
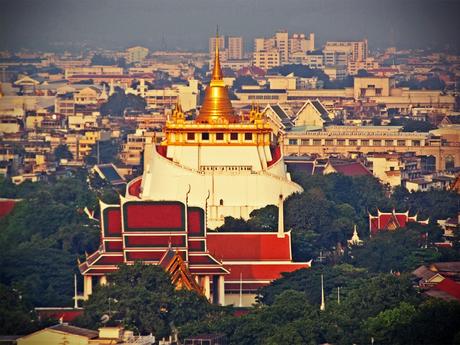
left=141, top=147, right=303, bottom=228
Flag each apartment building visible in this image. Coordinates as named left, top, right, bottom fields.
left=252, top=50, right=281, bottom=70
left=324, top=39, right=368, bottom=63
left=228, top=36, right=244, bottom=60
left=254, top=31, right=315, bottom=65
left=125, top=46, right=149, bottom=64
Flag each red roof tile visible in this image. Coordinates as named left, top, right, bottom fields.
left=433, top=278, right=460, bottom=301
left=206, top=233, right=292, bottom=261
left=330, top=161, right=372, bottom=177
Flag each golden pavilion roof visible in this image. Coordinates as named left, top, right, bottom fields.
left=195, top=33, right=239, bottom=125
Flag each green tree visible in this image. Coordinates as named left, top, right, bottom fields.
left=77, top=262, right=215, bottom=337
left=54, top=144, right=73, bottom=161
left=0, top=283, right=36, bottom=334
left=100, top=89, right=146, bottom=116
left=350, top=227, right=441, bottom=273
left=364, top=302, right=417, bottom=344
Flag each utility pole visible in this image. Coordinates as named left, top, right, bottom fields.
left=337, top=286, right=341, bottom=305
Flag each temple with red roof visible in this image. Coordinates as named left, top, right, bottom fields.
left=369, top=209, right=429, bottom=235
left=79, top=35, right=309, bottom=306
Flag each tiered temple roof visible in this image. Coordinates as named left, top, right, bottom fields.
left=369, top=209, right=429, bottom=235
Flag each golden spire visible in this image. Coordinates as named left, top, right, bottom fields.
left=195, top=27, right=238, bottom=124
left=212, top=26, right=223, bottom=81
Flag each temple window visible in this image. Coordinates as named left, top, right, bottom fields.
left=216, top=133, right=224, bottom=141
left=230, top=133, right=238, bottom=141
left=244, top=133, right=253, bottom=141
left=202, top=132, right=210, bottom=141
left=187, top=133, right=195, bottom=141
left=219, top=199, right=224, bottom=206
left=289, top=139, right=298, bottom=145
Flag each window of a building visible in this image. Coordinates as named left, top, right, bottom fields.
left=216, top=133, right=224, bottom=141
left=201, top=132, right=210, bottom=141
left=187, top=133, right=195, bottom=141
left=230, top=133, right=238, bottom=141
left=289, top=139, right=298, bottom=145
left=244, top=133, right=253, bottom=141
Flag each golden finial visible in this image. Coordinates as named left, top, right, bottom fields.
left=195, top=26, right=239, bottom=124
left=212, top=25, right=223, bottom=81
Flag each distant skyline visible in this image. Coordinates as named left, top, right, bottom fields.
left=1, top=0, right=459, bottom=52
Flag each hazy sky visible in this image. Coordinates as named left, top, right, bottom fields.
left=0, top=0, right=459, bottom=52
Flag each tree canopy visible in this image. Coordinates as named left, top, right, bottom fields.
left=100, top=88, right=146, bottom=116
left=75, top=262, right=225, bottom=337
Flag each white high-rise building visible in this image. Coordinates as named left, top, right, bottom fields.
left=227, top=36, right=244, bottom=60
left=253, top=31, right=315, bottom=65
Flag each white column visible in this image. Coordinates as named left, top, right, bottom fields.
left=203, top=275, right=211, bottom=301
left=277, top=194, right=285, bottom=238
left=218, top=275, right=225, bottom=306
left=83, top=275, right=93, bottom=300
left=99, top=275, right=107, bottom=286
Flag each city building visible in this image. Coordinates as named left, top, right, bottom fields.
left=126, top=79, right=199, bottom=112
left=254, top=30, right=315, bottom=65
left=227, top=36, right=244, bottom=60
left=324, top=39, right=368, bottom=64
left=64, top=66, right=123, bottom=79
left=125, top=45, right=149, bottom=64
left=323, top=65, right=348, bottom=80
left=365, top=152, right=422, bottom=187
left=209, top=35, right=226, bottom=60
left=252, top=49, right=280, bottom=70
left=78, top=38, right=309, bottom=306
left=294, top=99, right=332, bottom=127
left=17, top=324, right=155, bottom=345
left=284, top=125, right=460, bottom=171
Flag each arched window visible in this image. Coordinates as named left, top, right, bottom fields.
left=445, top=155, right=454, bottom=170
left=219, top=199, right=224, bottom=206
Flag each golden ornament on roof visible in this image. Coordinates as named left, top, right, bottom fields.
left=195, top=30, right=239, bottom=125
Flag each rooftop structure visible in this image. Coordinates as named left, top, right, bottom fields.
left=369, top=209, right=429, bottom=235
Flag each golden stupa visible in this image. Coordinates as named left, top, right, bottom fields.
left=195, top=32, right=239, bottom=124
